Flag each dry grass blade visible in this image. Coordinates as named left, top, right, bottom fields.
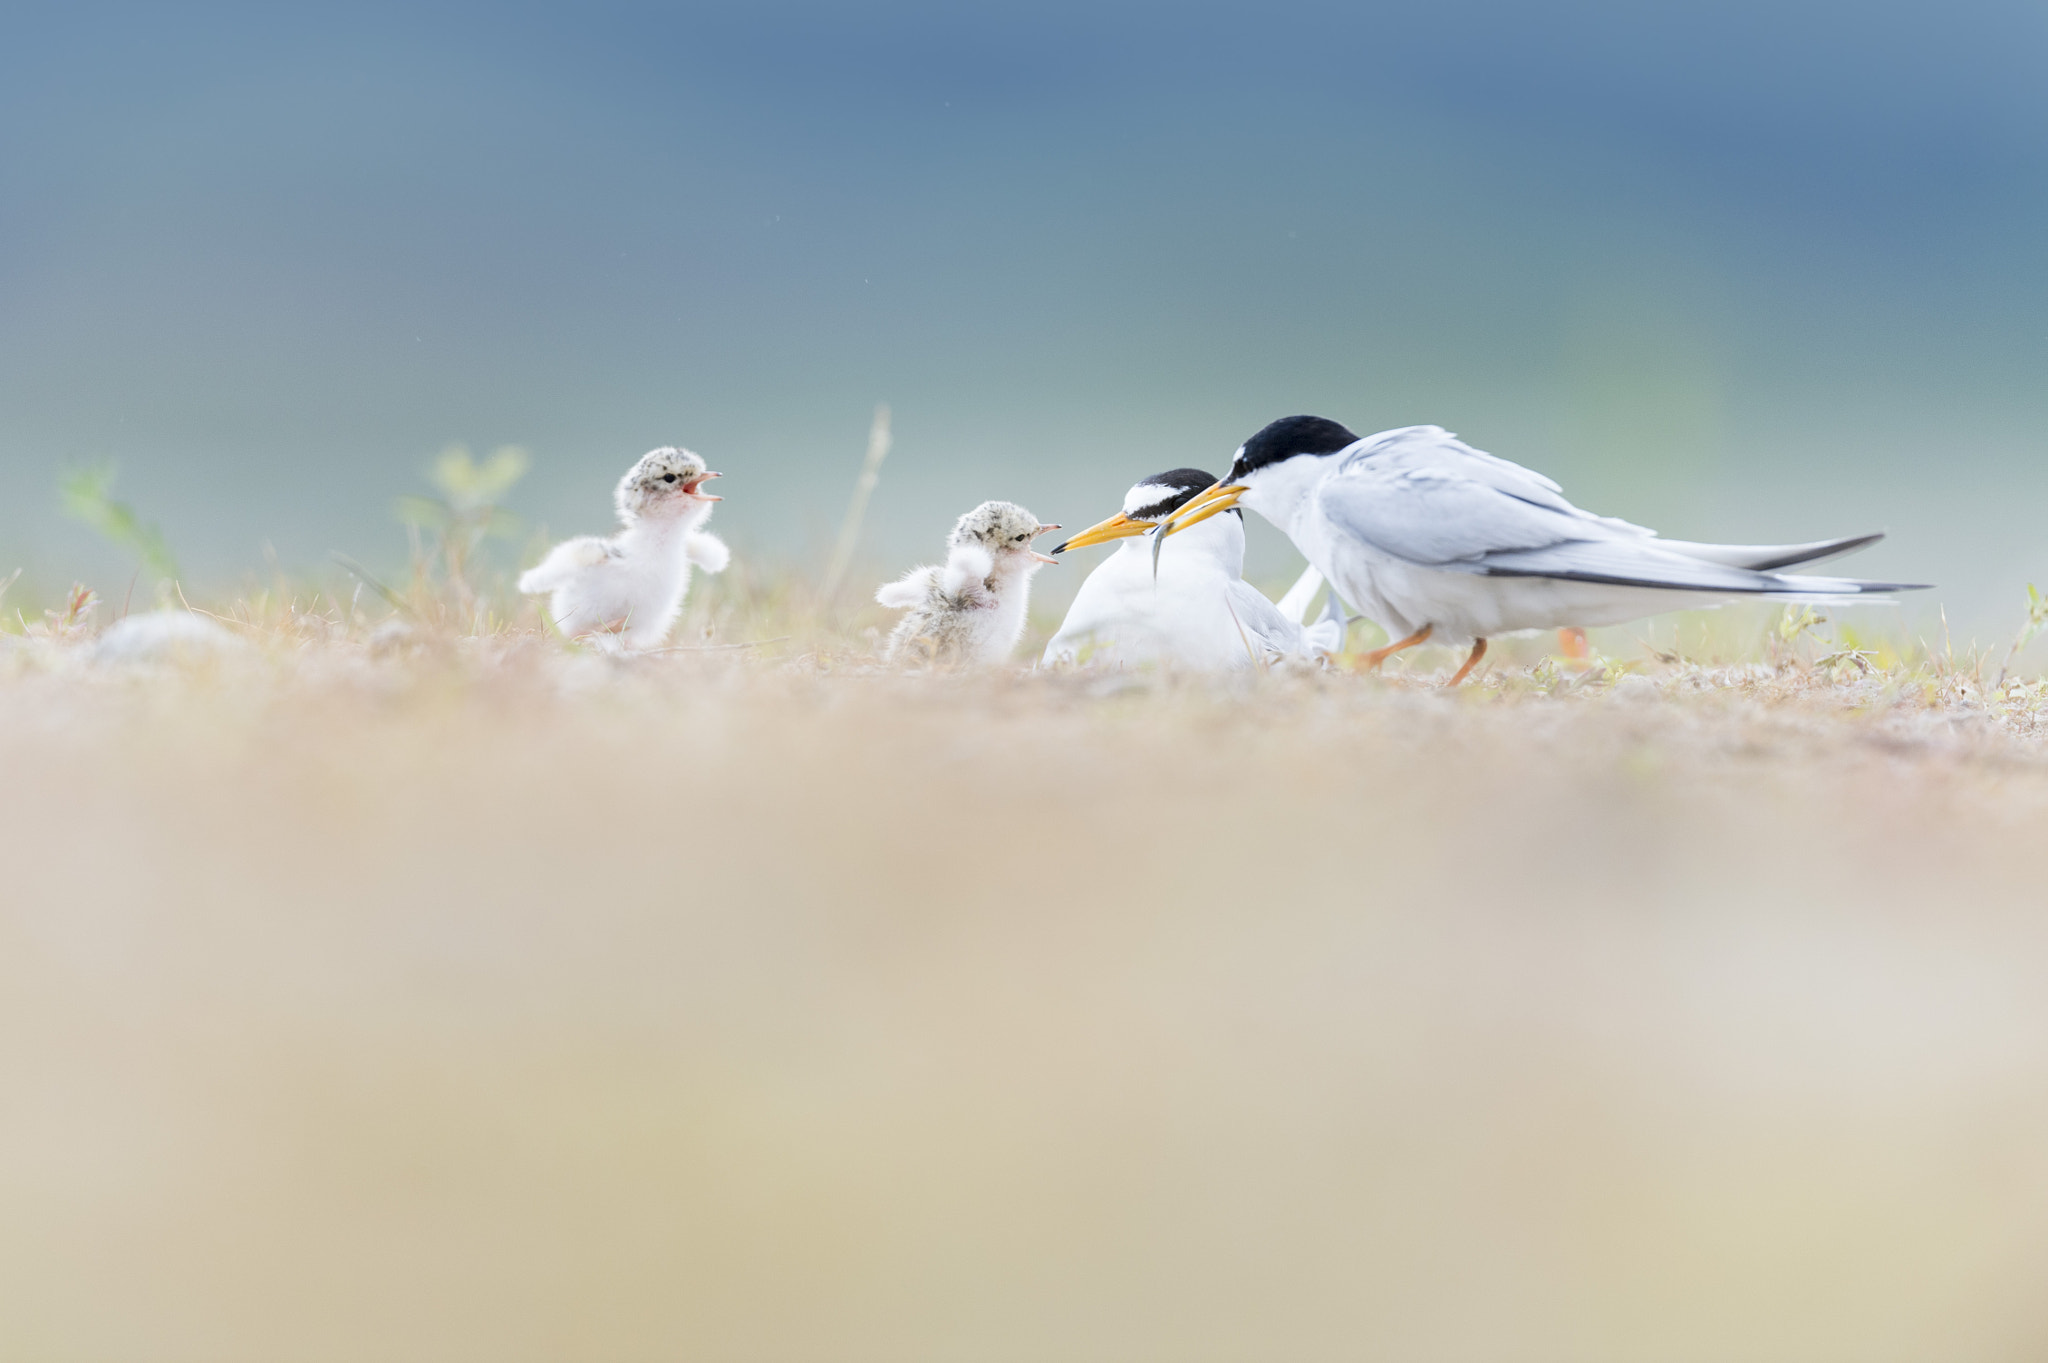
left=819, top=403, right=893, bottom=605
left=331, top=552, right=412, bottom=613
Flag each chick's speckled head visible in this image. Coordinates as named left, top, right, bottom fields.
left=615, top=446, right=722, bottom=521
left=949, top=501, right=1058, bottom=570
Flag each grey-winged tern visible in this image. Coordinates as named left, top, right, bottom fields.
left=1157, top=416, right=1926, bottom=684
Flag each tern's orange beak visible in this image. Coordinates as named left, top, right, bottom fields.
left=1155, top=481, right=1246, bottom=537
left=1147, top=481, right=1245, bottom=577
left=686, top=471, right=723, bottom=501
left=1051, top=511, right=1150, bottom=554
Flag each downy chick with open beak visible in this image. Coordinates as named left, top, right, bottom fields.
left=518, top=445, right=730, bottom=651
left=1043, top=467, right=1342, bottom=669
left=875, top=500, right=1059, bottom=666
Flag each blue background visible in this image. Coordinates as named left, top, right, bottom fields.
left=4, top=0, right=2044, bottom=634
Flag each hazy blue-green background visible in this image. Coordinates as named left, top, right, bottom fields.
left=5, top=0, right=2045, bottom=637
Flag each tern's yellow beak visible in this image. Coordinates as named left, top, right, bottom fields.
left=1155, top=481, right=1247, bottom=537
left=1051, top=511, right=1150, bottom=554
left=1146, top=480, right=1245, bottom=578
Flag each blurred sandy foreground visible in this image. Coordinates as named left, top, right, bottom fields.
left=4, top=643, right=2048, bottom=1363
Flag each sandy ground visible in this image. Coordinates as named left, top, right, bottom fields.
left=5, top=636, right=2048, bottom=1361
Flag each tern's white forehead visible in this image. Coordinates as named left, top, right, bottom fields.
left=1121, top=482, right=1181, bottom=517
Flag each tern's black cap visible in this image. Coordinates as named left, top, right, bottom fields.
left=1229, top=416, right=1360, bottom=480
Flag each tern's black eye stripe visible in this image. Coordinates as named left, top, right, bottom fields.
left=1124, top=468, right=1218, bottom=521
left=1131, top=497, right=1243, bottom=523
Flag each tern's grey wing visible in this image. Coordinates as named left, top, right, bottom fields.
left=1317, top=467, right=1837, bottom=593
left=1224, top=579, right=1304, bottom=656
left=1318, top=429, right=1923, bottom=597
left=1342, top=426, right=1653, bottom=536
left=1274, top=564, right=1324, bottom=623
left=1482, top=542, right=1922, bottom=594
left=1299, top=588, right=1348, bottom=655
left=1474, top=540, right=1816, bottom=592
left=1653, top=532, right=1884, bottom=572
left=1315, top=465, right=1601, bottom=567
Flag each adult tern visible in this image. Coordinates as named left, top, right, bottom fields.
left=1045, top=467, right=1340, bottom=668
left=1156, top=416, right=1926, bottom=684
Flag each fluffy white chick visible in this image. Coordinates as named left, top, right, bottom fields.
left=518, top=446, right=729, bottom=650
left=876, top=500, right=1059, bottom=665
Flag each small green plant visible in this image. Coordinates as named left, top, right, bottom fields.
left=1770, top=604, right=1830, bottom=666
left=1994, top=583, right=2048, bottom=689
left=393, top=444, right=530, bottom=610
left=1776, top=604, right=1826, bottom=643
left=58, top=464, right=179, bottom=582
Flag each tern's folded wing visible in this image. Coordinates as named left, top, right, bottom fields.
left=1473, top=540, right=1800, bottom=591
left=1476, top=541, right=1921, bottom=594
left=1274, top=564, right=1324, bottom=623
left=1342, top=426, right=1653, bottom=536
left=1653, top=532, right=1883, bottom=571
left=1224, top=580, right=1305, bottom=657
left=1317, top=470, right=1899, bottom=594
left=1315, top=465, right=1605, bottom=567
left=1319, top=434, right=1920, bottom=596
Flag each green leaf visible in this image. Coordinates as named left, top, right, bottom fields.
left=57, top=462, right=179, bottom=580
left=430, top=444, right=530, bottom=513
left=393, top=494, right=452, bottom=530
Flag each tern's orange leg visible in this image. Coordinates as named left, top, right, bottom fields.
left=1447, top=638, right=1488, bottom=686
left=1558, top=627, right=1590, bottom=664
left=1358, top=624, right=1434, bottom=671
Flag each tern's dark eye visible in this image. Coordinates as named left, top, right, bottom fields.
left=1013, top=533, right=1027, bottom=542
left=662, top=474, right=677, bottom=483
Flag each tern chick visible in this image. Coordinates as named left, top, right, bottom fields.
left=876, top=500, right=1059, bottom=665
left=518, top=446, right=729, bottom=650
